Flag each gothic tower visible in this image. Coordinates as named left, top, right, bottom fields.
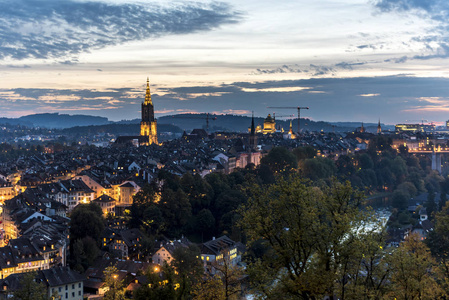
left=377, top=119, right=382, bottom=134
left=360, top=122, right=365, bottom=133
left=249, top=112, right=257, bottom=149
left=140, top=78, right=158, bottom=145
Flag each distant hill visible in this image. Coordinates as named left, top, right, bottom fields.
left=158, top=114, right=356, bottom=133
left=0, top=113, right=110, bottom=129
left=330, top=122, right=395, bottom=132
left=0, top=112, right=386, bottom=133
left=61, top=123, right=183, bottom=136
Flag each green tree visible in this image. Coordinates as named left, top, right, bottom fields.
left=170, top=244, right=204, bottom=299
left=12, top=272, right=48, bottom=300
left=192, top=255, right=243, bottom=300
left=260, top=146, right=297, bottom=173
left=129, top=183, right=158, bottom=228
left=69, top=203, right=104, bottom=270
left=391, top=190, right=408, bottom=210
left=195, top=209, right=215, bottom=238
left=103, top=265, right=126, bottom=300
left=426, top=191, right=437, bottom=220
left=359, top=153, right=374, bottom=170
left=160, top=189, right=192, bottom=235
left=240, top=176, right=372, bottom=299
left=385, top=233, right=442, bottom=299
left=335, top=155, right=356, bottom=177
left=192, top=275, right=225, bottom=300
left=292, top=146, right=316, bottom=161
left=300, top=157, right=336, bottom=181
left=142, top=205, right=165, bottom=235
left=70, top=203, right=104, bottom=244
left=426, top=201, right=449, bottom=295
left=135, top=262, right=177, bottom=300
left=181, top=173, right=213, bottom=214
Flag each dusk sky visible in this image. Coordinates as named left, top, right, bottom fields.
left=2, top=0, right=449, bottom=124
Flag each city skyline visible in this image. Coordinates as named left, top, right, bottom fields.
left=1, top=0, right=449, bottom=124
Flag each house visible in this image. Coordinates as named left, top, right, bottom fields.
left=200, top=235, right=239, bottom=267
left=118, top=181, right=140, bottom=206
left=92, top=194, right=116, bottom=216
left=412, top=219, right=434, bottom=241
left=0, top=237, right=48, bottom=279
left=84, top=258, right=151, bottom=297
left=0, top=267, right=84, bottom=300
left=108, top=228, right=144, bottom=259
left=40, top=267, right=85, bottom=300
left=152, top=237, right=191, bottom=265
left=74, top=174, right=106, bottom=199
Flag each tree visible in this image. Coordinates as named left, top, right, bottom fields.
left=260, top=146, right=297, bottom=173
left=13, top=272, right=48, bottom=300
left=385, top=233, right=442, bottom=299
left=391, top=190, right=408, bottom=210
left=70, top=203, right=104, bottom=244
left=129, top=183, right=158, bottom=228
left=103, top=265, right=126, bottom=300
left=292, top=146, right=316, bottom=161
left=300, top=157, right=336, bottom=181
left=195, top=209, right=215, bottom=238
left=192, top=275, right=225, bottom=300
left=426, top=201, right=449, bottom=295
left=240, top=176, right=372, bottom=299
left=170, top=244, right=204, bottom=299
left=160, top=189, right=192, bottom=235
left=426, top=191, right=437, bottom=220
left=359, top=153, right=374, bottom=170
left=192, top=255, right=243, bottom=300
left=69, top=203, right=104, bottom=270
left=335, top=155, right=356, bottom=177
left=134, top=262, right=177, bottom=300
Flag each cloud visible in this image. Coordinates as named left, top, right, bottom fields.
left=241, top=87, right=311, bottom=93
left=0, top=0, right=241, bottom=61
left=5, top=75, right=449, bottom=123
left=213, top=109, right=251, bottom=115
left=373, top=0, right=449, bottom=60
left=359, top=93, right=380, bottom=97
left=253, top=61, right=368, bottom=76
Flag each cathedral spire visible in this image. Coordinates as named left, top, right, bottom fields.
left=144, top=77, right=152, bottom=105
left=251, top=111, right=255, bottom=135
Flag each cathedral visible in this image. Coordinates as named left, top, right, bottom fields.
left=140, top=78, right=158, bottom=145
left=115, top=78, right=158, bottom=146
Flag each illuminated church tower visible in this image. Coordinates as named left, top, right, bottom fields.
left=140, top=78, right=158, bottom=145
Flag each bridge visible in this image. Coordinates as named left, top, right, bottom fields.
left=408, top=145, right=449, bottom=173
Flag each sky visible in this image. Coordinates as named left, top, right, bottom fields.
left=1, top=0, right=449, bottom=124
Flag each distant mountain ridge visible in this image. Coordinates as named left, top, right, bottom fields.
left=0, top=113, right=110, bottom=129
left=0, top=113, right=389, bottom=132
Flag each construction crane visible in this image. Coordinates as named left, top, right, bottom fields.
left=267, top=106, right=309, bottom=134
left=170, top=113, right=217, bottom=131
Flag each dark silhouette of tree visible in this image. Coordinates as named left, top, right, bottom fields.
left=260, top=146, right=297, bottom=173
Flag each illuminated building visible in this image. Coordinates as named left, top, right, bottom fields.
left=115, top=78, right=159, bottom=146
left=140, top=78, right=158, bottom=145
left=287, top=120, right=296, bottom=139
left=395, top=123, right=435, bottom=133
left=262, top=114, right=276, bottom=134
